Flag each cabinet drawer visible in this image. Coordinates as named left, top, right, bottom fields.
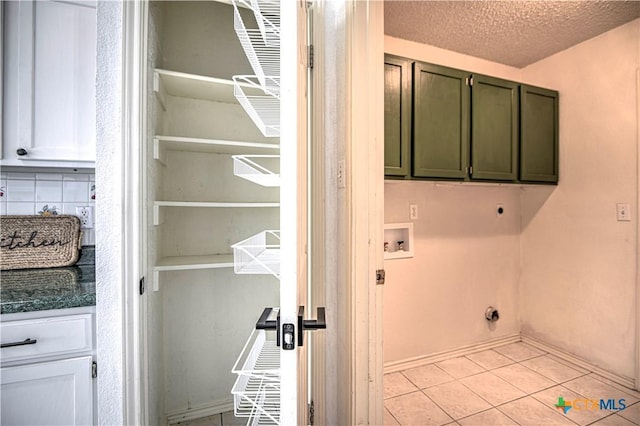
left=0, top=314, right=93, bottom=364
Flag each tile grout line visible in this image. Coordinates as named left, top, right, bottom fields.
left=385, top=345, right=639, bottom=426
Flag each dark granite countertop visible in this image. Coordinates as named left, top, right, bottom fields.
left=1, top=246, right=95, bottom=314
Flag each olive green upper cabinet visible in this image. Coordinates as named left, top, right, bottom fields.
left=413, top=62, right=470, bottom=179
left=470, top=75, right=519, bottom=181
left=520, top=85, right=559, bottom=183
left=384, top=55, right=412, bottom=177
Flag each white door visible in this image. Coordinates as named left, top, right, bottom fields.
left=279, top=1, right=313, bottom=423
left=230, top=1, right=319, bottom=424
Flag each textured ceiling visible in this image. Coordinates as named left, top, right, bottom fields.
left=384, top=1, right=640, bottom=68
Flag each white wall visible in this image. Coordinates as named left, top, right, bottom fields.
left=520, top=19, right=639, bottom=380
left=95, top=1, right=124, bottom=424
left=384, top=181, right=522, bottom=363
left=384, top=20, right=639, bottom=382
left=383, top=37, right=526, bottom=364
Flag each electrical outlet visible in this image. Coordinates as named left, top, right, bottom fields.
left=410, top=204, right=418, bottom=220
left=76, top=206, right=94, bottom=229
left=617, top=203, right=631, bottom=222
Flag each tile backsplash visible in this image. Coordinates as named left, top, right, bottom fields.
left=0, top=171, right=96, bottom=245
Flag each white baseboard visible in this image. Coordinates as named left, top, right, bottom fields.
left=383, top=333, right=521, bottom=374
left=521, top=334, right=637, bottom=391
left=166, top=398, right=234, bottom=425
left=383, top=332, right=637, bottom=392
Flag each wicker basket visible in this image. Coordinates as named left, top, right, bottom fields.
left=0, top=215, right=82, bottom=270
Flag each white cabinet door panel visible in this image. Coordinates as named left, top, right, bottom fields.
left=2, top=1, right=96, bottom=167
left=1, top=356, right=93, bottom=426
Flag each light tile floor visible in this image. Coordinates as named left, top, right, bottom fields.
left=384, top=342, right=640, bottom=426
left=175, top=411, right=243, bottom=426
left=174, top=342, right=640, bottom=426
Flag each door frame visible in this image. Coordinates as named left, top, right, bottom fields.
left=106, top=0, right=385, bottom=424
left=344, top=1, right=385, bottom=423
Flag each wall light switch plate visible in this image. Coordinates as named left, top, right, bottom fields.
left=616, top=203, right=631, bottom=222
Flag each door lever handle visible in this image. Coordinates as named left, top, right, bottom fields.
left=297, top=306, right=327, bottom=346
left=255, top=307, right=277, bottom=330
left=255, top=307, right=281, bottom=347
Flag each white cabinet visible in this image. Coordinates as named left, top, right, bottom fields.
left=0, top=309, right=95, bottom=425
left=1, top=356, right=93, bottom=426
left=2, top=0, right=96, bottom=168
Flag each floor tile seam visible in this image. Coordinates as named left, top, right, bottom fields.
left=493, top=362, right=559, bottom=393
left=455, top=374, right=505, bottom=408
left=383, top=388, right=425, bottom=401
left=416, top=388, right=458, bottom=423
left=399, top=363, right=456, bottom=390
left=564, top=374, right=640, bottom=402
left=587, top=373, right=640, bottom=400
left=458, top=369, right=528, bottom=405
left=520, top=380, right=573, bottom=398
left=516, top=357, right=588, bottom=384
left=383, top=406, right=402, bottom=426
left=459, top=354, right=490, bottom=373
left=495, top=346, right=549, bottom=363
left=583, top=411, right=631, bottom=426
left=494, top=394, right=582, bottom=426
left=546, top=353, right=593, bottom=375
left=453, top=405, right=516, bottom=425
left=490, top=398, right=525, bottom=426
left=397, top=369, right=426, bottom=392
left=462, top=356, right=517, bottom=372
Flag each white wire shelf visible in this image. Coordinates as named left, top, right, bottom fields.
left=232, top=329, right=280, bottom=425
left=233, top=76, right=280, bottom=138
left=231, top=230, right=280, bottom=278
left=250, top=0, right=280, bottom=47
left=233, top=155, right=280, bottom=187
left=233, top=0, right=279, bottom=90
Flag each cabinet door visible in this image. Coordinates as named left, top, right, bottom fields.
left=413, top=62, right=469, bottom=179
left=2, top=1, right=96, bottom=166
left=1, top=356, right=93, bottom=425
left=471, top=74, right=519, bottom=181
left=520, top=85, right=559, bottom=183
left=384, top=55, right=411, bottom=177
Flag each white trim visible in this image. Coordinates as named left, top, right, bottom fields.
left=522, top=334, right=636, bottom=390
left=165, top=398, right=233, bottom=425
left=384, top=333, right=637, bottom=393
left=310, top=2, right=328, bottom=425
left=345, top=1, right=384, bottom=424
left=122, top=1, right=146, bottom=424
left=635, top=67, right=640, bottom=391
left=383, top=334, right=521, bottom=374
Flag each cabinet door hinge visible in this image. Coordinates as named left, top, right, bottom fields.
left=139, top=277, right=145, bottom=295
left=469, top=166, right=473, bottom=175
left=92, top=361, right=98, bottom=378
left=376, top=269, right=385, bottom=285
left=468, top=75, right=474, bottom=86
left=307, top=44, right=314, bottom=69
left=308, top=400, right=315, bottom=425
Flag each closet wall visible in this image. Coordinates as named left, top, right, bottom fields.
left=146, top=2, right=279, bottom=422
